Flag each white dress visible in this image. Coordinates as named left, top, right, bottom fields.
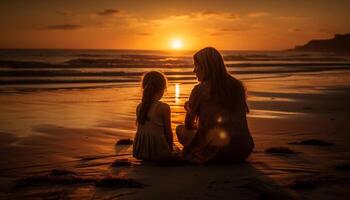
left=133, top=101, right=172, bottom=161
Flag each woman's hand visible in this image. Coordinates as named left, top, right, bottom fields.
left=184, top=101, right=190, bottom=112
left=185, top=113, right=198, bottom=130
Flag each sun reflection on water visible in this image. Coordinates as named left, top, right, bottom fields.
left=175, top=83, right=180, bottom=103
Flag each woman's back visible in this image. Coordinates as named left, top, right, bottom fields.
left=183, top=81, right=254, bottom=163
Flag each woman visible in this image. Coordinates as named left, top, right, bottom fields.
left=176, top=47, right=254, bottom=164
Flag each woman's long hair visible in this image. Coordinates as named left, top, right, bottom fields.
left=137, top=71, right=167, bottom=125
left=193, top=47, right=249, bottom=113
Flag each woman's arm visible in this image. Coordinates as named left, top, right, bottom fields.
left=135, top=104, right=140, bottom=124
left=185, top=112, right=196, bottom=129
left=185, top=85, right=201, bottom=129
left=162, top=103, right=174, bottom=151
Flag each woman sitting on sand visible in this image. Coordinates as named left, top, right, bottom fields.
left=133, top=71, right=173, bottom=161
left=176, top=47, right=254, bottom=164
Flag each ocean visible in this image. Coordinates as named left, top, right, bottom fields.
left=1, top=49, right=349, bottom=90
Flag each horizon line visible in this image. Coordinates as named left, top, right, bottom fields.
left=0, top=47, right=289, bottom=52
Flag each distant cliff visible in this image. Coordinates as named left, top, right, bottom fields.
left=293, top=34, right=350, bottom=53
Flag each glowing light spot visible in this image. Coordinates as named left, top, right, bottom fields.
left=175, top=83, right=180, bottom=103
left=217, top=116, right=223, bottom=123
left=171, top=39, right=183, bottom=49
left=219, top=131, right=227, bottom=139
left=208, top=128, right=230, bottom=147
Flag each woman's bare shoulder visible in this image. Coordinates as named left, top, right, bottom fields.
left=195, top=81, right=210, bottom=89
left=192, top=82, right=209, bottom=96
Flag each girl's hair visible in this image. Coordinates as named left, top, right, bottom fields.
left=137, top=71, right=167, bottom=124
left=193, top=47, right=249, bottom=113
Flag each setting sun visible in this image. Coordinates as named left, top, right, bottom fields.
left=171, top=39, right=183, bottom=50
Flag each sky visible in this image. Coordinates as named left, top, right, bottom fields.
left=0, top=0, right=349, bottom=50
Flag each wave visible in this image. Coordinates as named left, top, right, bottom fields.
left=119, top=54, right=188, bottom=60
left=73, top=54, right=108, bottom=57
left=0, top=59, right=192, bottom=68
left=2, top=59, right=350, bottom=69
left=0, top=70, right=193, bottom=77
left=1, top=66, right=350, bottom=85
left=1, top=49, right=350, bottom=63
left=64, top=58, right=191, bottom=66
left=226, top=62, right=350, bottom=67
left=0, top=76, right=197, bottom=85
left=223, top=51, right=350, bottom=62
left=0, top=60, right=57, bottom=68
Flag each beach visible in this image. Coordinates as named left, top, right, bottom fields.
left=0, top=50, right=350, bottom=199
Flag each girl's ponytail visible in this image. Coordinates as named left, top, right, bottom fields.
left=137, top=83, right=153, bottom=124
left=137, top=71, right=167, bottom=125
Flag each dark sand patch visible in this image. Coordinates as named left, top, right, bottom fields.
left=288, top=139, right=335, bottom=146
left=21, top=189, right=71, bottom=200
left=112, top=159, right=133, bottom=167
left=0, top=132, right=18, bottom=145
left=15, top=169, right=89, bottom=187
left=15, top=169, right=144, bottom=188
left=286, top=175, right=330, bottom=190
left=265, top=147, right=299, bottom=154
left=116, top=139, right=133, bottom=145
left=95, top=175, right=144, bottom=188
left=208, top=178, right=296, bottom=200
left=154, top=155, right=190, bottom=167
left=303, top=106, right=313, bottom=110
left=335, top=164, right=350, bottom=171
left=78, top=153, right=131, bottom=162
left=97, top=192, right=138, bottom=200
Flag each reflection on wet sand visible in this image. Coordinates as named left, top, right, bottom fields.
left=175, top=83, right=180, bottom=104
left=248, top=109, right=307, bottom=119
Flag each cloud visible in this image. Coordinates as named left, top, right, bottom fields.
left=317, top=28, right=333, bottom=33
left=151, top=11, right=241, bottom=26
left=151, top=15, right=193, bottom=25
left=97, top=9, right=120, bottom=16
left=226, top=13, right=240, bottom=20
left=137, top=32, right=152, bottom=36
left=278, top=16, right=307, bottom=21
left=42, top=24, right=83, bottom=30
left=247, top=12, right=271, bottom=18
left=197, top=11, right=240, bottom=20
left=55, top=10, right=76, bottom=17
left=195, top=11, right=240, bottom=20
left=220, top=27, right=249, bottom=32
left=209, top=32, right=223, bottom=36
left=200, top=11, right=220, bottom=16
left=286, top=28, right=303, bottom=33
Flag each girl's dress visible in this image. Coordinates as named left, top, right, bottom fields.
left=133, top=101, right=172, bottom=161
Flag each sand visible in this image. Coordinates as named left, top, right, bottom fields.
left=1, top=70, right=350, bottom=199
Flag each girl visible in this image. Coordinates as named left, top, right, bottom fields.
left=133, top=71, right=173, bottom=161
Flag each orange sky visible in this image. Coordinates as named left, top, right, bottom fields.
left=0, top=0, right=349, bottom=50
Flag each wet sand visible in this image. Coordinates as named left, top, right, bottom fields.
left=1, top=70, right=350, bottom=199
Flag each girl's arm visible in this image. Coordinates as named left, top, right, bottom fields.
left=162, top=104, right=174, bottom=151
